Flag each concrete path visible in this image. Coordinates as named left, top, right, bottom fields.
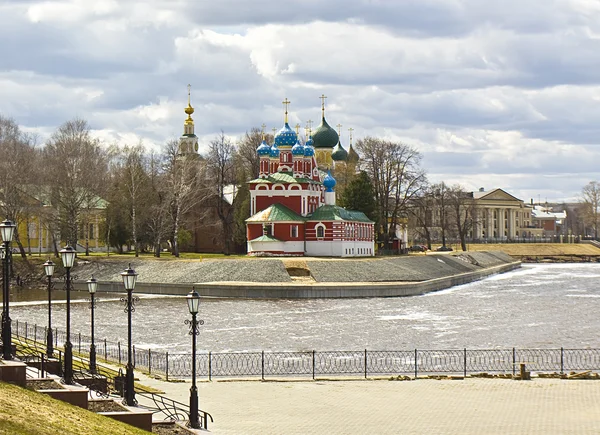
left=136, top=373, right=600, bottom=434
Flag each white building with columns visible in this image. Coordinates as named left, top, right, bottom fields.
left=472, top=188, right=534, bottom=240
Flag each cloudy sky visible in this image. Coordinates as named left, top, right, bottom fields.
left=1, top=0, right=599, bottom=203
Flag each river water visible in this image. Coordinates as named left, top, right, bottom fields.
left=8, top=263, right=600, bottom=353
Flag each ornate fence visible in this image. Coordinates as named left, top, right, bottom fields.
left=13, top=320, right=600, bottom=380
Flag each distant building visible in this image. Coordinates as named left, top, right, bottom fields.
left=245, top=98, right=375, bottom=257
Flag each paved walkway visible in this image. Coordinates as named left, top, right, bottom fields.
left=136, top=373, right=600, bottom=434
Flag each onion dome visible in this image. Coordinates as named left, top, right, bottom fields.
left=347, top=143, right=360, bottom=163
left=312, top=117, right=339, bottom=149
left=257, top=140, right=271, bottom=156
left=331, top=141, right=348, bottom=161
left=269, top=143, right=280, bottom=158
left=291, top=139, right=304, bottom=156
left=274, top=122, right=298, bottom=147
left=304, top=136, right=315, bottom=156
left=323, top=170, right=337, bottom=192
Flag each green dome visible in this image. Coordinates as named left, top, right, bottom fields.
left=331, top=141, right=348, bottom=161
left=312, top=117, right=339, bottom=149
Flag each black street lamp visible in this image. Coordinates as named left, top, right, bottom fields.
left=121, top=264, right=137, bottom=406
left=185, top=289, right=203, bottom=429
left=1, top=219, right=16, bottom=360
left=60, top=244, right=76, bottom=384
left=87, top=275, right=98, bottom=374
left=43, top=260, right=55, bottom=358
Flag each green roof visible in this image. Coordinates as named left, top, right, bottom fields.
left=249, top=234, right=282, bottom=242
left=308, top=205, right=372, bottom=223
left=249, top=172, right=320, bottom=185
left=246, top=203, right=305, bottom=223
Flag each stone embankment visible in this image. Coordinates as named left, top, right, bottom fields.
left=73, top=251, right=520, bottom=299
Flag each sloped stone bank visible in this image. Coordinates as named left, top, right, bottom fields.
left=73, top=251, right=519, bottom=299
left=77, top=258, right=292, bottom=283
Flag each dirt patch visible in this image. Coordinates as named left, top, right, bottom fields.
left=283, top=259, right=311, bottom=277
left=25, top=379, right=64, bottom=391
left=88, top=399, right=128, bottom=413
left=152, top=422, right=196, bottom=434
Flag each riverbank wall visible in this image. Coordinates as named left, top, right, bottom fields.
left=72, top=251, right=520, bottom=299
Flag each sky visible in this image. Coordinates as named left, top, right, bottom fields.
left=1, top=0, right=599, bottom=203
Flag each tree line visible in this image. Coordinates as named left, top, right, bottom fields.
left=0, top=115, right=483, bottom=257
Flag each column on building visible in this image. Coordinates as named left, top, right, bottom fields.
left=508, top=209, right=516, bottom=239
left=487, top=208, right=494, bottom=239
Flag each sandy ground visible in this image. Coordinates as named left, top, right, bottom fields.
left=135, top=373, right=600, bottom=435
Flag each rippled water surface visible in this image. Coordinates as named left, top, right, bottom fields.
left=9, top=263, right=600, bottom=352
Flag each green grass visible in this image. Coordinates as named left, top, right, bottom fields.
left=77, top=251, right=249, bottom=261
left=0, top=381, right=151, bottom=435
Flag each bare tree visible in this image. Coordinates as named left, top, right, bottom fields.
left=146, top=150, right=172, bottom=257
left=431, top=182, right=453, bottom=247
left=163, top=140, right=206, bottom=257
left=409, top=184, right=435, bottom=249
left=234, top=128, right=263, bottom=180
left=356, top=137, right=427, bottom=250
left=0, top=116, right=39, bottom=258
left=581, top=181, right=600, bottom=239
left=207, top=132, right=236, bottom=255
left=447, top=184, right=477, bottom=251
left=120, top=143, right=149, bottom=257
left=44, top=118, right=108, bottom=248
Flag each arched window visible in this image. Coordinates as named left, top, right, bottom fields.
left=316, top=224, right=325, bottom=238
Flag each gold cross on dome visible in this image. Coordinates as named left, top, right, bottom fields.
left=348, top=127, right=354, bottom=144
left=336, top=123, right=342, bottom=136
left=319, top=94, right=327, bottom=109
left=295, top=123, right=301, bottom=135
left=305, top=119, right=313, bottom=136
left=261, top=123, right=266, bottom=140
left=187, top=84, right=191, bottom=104
left=282, top=98, right=291, bottom=123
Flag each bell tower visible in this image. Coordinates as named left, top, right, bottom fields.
left=178, top=84, right=199, bottom=156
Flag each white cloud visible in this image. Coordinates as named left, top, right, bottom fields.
left=0, top=0, right=599, bottom=201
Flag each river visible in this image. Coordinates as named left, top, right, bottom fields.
left=8, top=263, right=600, bottom=353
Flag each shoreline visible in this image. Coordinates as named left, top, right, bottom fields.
left=72, top=251, right=521, bottom=299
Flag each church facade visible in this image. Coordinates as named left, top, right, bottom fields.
left=245, top=98, right=375, bottom=257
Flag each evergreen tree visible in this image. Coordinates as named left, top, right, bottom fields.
left=339, top=171, right=377, bottom=221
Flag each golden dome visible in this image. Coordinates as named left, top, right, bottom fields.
left=185, top=103, right=194, bottom=115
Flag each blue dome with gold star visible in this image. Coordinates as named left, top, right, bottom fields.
left=270, top=143, right=280, bottom=158
left=257, top=139, right=271, bottom=156
left=304, top=136, right=315, bottom=157
left=291, top=139, right=304, bottom=156
left=274, top=123, right=298, bottom=147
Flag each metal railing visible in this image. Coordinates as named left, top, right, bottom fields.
left=12, top=320, right=600, bottom=380
left=12, top=336, right=213, bottom=429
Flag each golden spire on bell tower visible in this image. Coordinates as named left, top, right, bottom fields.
left=184, top=84, right=194, bottom=126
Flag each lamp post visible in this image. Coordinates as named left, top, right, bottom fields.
left=87, top=275, right=98, bottom=374
left=60, top=244, right=76, bottom=384
left=1, top=219, right=16, bottom=360
left=185, top=289, right=203, bottom=429
left=43, top=260, right=55, bottom=358
left=121, top=264, right=137, bottom=406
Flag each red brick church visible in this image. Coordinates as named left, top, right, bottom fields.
left=246, top=98, right=375, bottom=257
